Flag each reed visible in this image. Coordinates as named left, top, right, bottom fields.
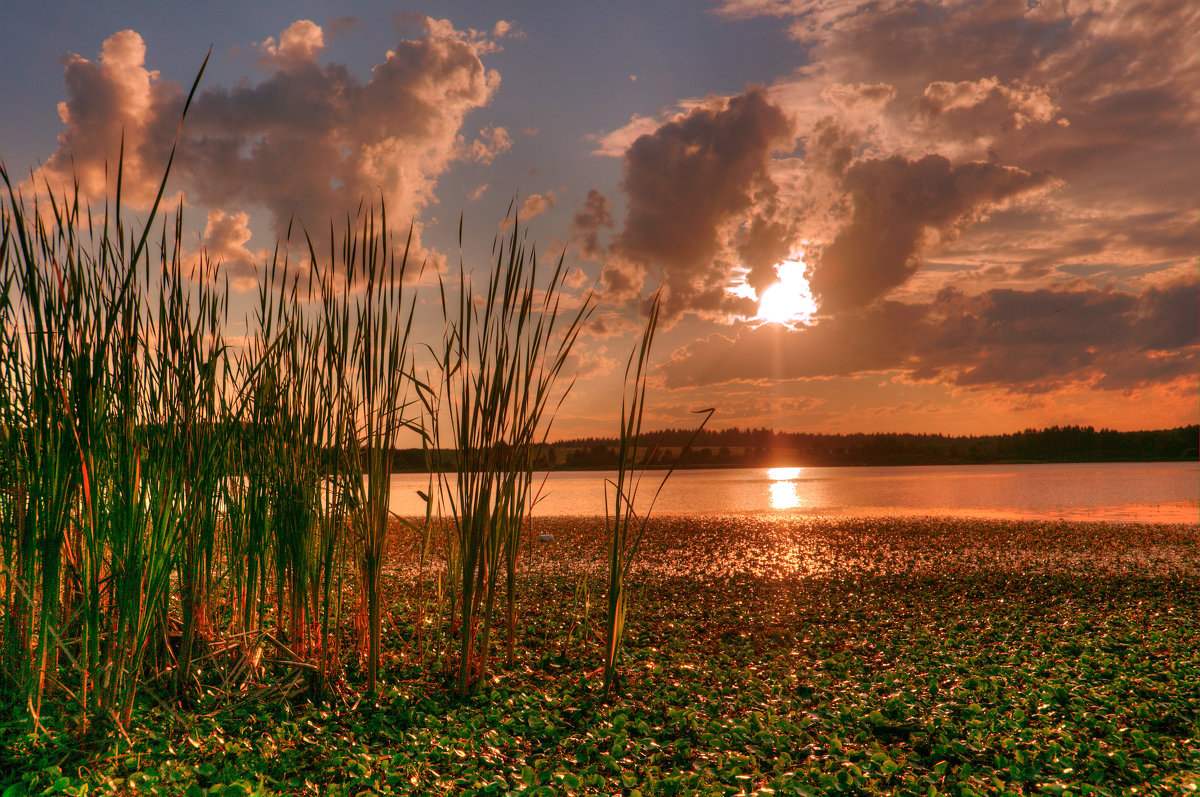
left=425, top=215, right=592, bottom=696
left=602, top=293, right=711, bottom=701
left=0, top=54, right=213, bottom=729
left=313, top=205, right=423, bottom=694
left=1, top=54, right=686, bottom=728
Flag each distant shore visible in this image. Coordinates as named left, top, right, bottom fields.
left=384, top=423, right=1199, bottom=472
left=385, top=452, right=1199, bottom=473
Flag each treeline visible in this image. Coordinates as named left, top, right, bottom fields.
left=546, top=424, right=1199, bottom=469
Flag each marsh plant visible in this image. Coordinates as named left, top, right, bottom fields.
left=602, top=293, right=712, bottom=700
left=423, top=218, right=593, bottom=697
left=0, top=56, right=699, bottom=733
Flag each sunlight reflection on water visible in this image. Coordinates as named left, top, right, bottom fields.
left=388, top=462, right=1200, bottom=524
left=768, top=479, right=802, bottom=510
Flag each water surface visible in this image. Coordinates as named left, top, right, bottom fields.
left=388, top=461, right=1199, bottom=524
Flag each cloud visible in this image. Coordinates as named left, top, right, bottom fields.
left=820, top=81, right=895, bottom=112
left=519, top=191, right=556, bottom=219
left=663, top=279, right=1200, bottom=395
left=812, top=153, right=1054, bottom=310
left=589, top=114, right=666, bottom=157
left=491, top=20, right=523, bottom=42
left=722, top=0, right=1199, bottom=288
left=919, top=77, right=1057, bottom=131
left=34, top=18, right=504, bottom=259
left=182, top=16, right=500, bottom=241
left=593, top=3, right=1191, bottom=323
left=604, top=86, right=795, bottom=319
left=192, top=209, right=268, bottom=291
left=569, top=189, right=614, bottom=260
left=257, top=19, right=324, bottom=71
left=466, top=124, right=512, bottom=164
left=394, top=14, right=521, bottom=55
left=37, top=30, right=178, bottom=205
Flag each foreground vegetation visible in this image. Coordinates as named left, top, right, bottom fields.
left=2, top=516, right=1197, bottom=796
left=0, top=74, right=605, bottom=725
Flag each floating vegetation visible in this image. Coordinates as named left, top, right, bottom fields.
left=2, top=515, right=1196, bottom=796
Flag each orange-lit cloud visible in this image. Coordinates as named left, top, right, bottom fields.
left=663, top=280, right=1199, bottom=395
left=574, top=0, right=1200, bottom=429
left=812, top=154, right=1053, bottom=311
left=37, top=30, right=177, bottom=206
left=727, top=0, right=1198, bottom=291
left=35, top=17, right=505, bottom=258
left=256, top=19, right=325, bottom=71
left=192, top=209, right=268, bottom=291
left=466, top=125, right=513, bottom=165
left=519, top=191, right=556, bottom=219
left=602, top=86, right=794, bottom=320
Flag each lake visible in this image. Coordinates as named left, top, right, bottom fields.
left=388, top=461, right=1199, bottom=524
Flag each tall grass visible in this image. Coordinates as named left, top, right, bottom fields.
left=314, top=206, right=422, bottom=695
left=425, top=218, right=592, bottom=696
left=602, top=293, right=711, bottom=701
left=0, top=57, right=687, bottom=729
left=0, top=55, right=211, bottom=728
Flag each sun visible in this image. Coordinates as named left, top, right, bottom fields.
left=756, top=258, right=817, bottom=326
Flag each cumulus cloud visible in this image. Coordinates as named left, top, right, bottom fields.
left=591, top=2, right=1195, bottom=325
left=183, top=16, right=500, bottom=240
left=813, top=154, right=1054, bottom=310
left=603, top=86, right=794, bottom=319
left=725, top=0, right=1199, bottom=288
left=395, top=14, right=521, bottom=55
left=466, top=124, right=512, bottom=164
left=257, top=19, right=324, bottom=71
left=663, top=279, right=1200, bottom=395
left=35, top=17, right=505, bottom=262
left=569, top=189, right=614, bottom=260
left=589, top=114, right=666, bottom=158
left=38, top=29, right=178, bottom=205
left=192, top=209, right=268, bottom=291
left=519, top=191, right=556, bottom=219
left=920, top=77, right=1057, bottom=130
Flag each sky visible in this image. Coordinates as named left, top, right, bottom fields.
left=2, top=1, right=1196, bottom=439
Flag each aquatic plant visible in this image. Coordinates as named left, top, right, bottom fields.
left=0, top=53, right=211, bottom=728
left=602, top=292, right=712, bottom=701
left=4, top=516, right=1197, bottom=794
left=424, top=214, right=592, bottom=696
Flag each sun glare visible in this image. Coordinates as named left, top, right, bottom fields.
left=756, top=258, right=817, bottom=326
left=769, top=480, right=801, bottom=510
left=766, top=467, right=803, bottom=510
